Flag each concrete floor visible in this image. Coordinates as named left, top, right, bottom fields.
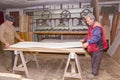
left=0, top=52, right=120, bottom=80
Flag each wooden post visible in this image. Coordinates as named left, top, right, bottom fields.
left=91, top=0, right=100, bottom=22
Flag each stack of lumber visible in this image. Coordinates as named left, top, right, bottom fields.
left=28, top=16, right=33, bottom=32
left=15, top=32, right=33, bottom=43
left=19, top=15, right=29, bottom=32
left=110, top=13, right=120, bottom=44
left=107, top=12, right=120, bottom=64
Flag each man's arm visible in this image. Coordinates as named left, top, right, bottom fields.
left=80, top=37, right=87, bottom=43
left=13, top=26, right=24, bottom=42
left=88, top=27, right=101, bottom=44
left=15, top=31, right=24, bottom=41
left=14, top=31, right=24, bottom=41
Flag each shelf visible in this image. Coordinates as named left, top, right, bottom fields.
left=33, top=31, right=87, bottom=35
left=31, top=8, right=92, bottom=41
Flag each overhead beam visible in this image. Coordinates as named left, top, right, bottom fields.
left=99, top=1, right=120, bottom=5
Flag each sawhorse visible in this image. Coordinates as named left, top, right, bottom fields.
left=13, top=51, right=39, bottom=77
left=63, top=52, right=82, bottom=80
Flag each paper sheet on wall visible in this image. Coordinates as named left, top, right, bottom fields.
left=10, top=41, right=83, bottom=49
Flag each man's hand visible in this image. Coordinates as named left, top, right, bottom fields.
left=83, top=42, right=89, bottom=48
left=5, top=42, right=10, bottom=48
left=80, top=39, right=84, bottom=43
left=20, top=39, right=24, bottom=42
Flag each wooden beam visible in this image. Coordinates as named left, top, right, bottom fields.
left=0, top=73, right=32, bottom=80
left=91, top=0, right=100, bottom=22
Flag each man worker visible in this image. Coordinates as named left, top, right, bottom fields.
left=80, top=13, right=108, bottom=79
left=0, top=15, right=24, bottom=71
